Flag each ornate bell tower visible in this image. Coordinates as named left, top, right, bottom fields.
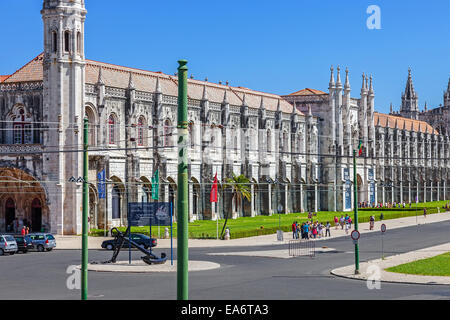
left=41, top=0, right=87, bottom=234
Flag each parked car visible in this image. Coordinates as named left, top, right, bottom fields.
left=0, top=234, right=18, bottom=255
left=28, top=233, right=56, bottom=252
left=13, top=235, right=34, bottom=253
left=101, top=233, right=157, bottom=250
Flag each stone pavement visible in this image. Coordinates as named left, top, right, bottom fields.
left=331, top=242, right=450, bottom=285
left=54, top=210, right=450, bottom=250
left=83, top=260, right=220, bottom=273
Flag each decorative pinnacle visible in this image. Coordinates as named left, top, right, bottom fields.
left=329, top=65, right=335, bottom=87
left=369, top=75, right=374, bottom=94
left=97, top=66, right=104, bottom=85
left=222, top=89, right=228, bottom=104
left=242, top=93, right=247, bottom=106
left=155, top=76, right=161, bottom=93
left=336, top=65, right=342, bottom=86
left=202, top=83, right=208, bottom=100
left=344, top=67, right=350, bottom=90
left=128, top=72, right=135, bottom=89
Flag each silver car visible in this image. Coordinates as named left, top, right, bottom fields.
left=0, top=234, right=18, bottom=255
left=28, top=233, right=57, bottom=252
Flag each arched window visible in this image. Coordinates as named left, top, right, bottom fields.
left=11, top=106, right=32, bottom=144
left=85, top=106, right=96, bottom=146
left=108, top=114, right=118, bottom=145
left=52, top=31, right=58, bottom=53
left=137, top=116, right=146, bottom=146
left=164, top=119, right=172, bottom=147
left=64, top=31, right=70, bottom=52
left=267, top=130, right=272, bottom=153
left=112, top=186, right=121, bottom=219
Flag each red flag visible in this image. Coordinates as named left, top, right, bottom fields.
left=210, top=173, right=218, bottom=203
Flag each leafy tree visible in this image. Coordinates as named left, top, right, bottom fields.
left=220, top=173, right=251, bottom=239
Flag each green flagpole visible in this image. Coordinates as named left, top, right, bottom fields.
left=353, top=149, right=360, bottom=274
left=82, top=118, right=89, bottom=300
left=177, top=60, right=189, bottom=300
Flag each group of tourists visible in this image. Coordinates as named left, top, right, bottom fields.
left=333, top=214, right=353, bottom=234
left=291, top=220, right=331, bottom=240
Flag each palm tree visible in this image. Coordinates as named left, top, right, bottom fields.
left=220, top=173, right=251, bottom=239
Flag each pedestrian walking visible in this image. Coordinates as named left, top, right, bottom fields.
left=340, top=216, right=344, bottom=230
left=423, top=207, right=427, bottom=218
left=369, top=215, right=375, bottom=230
left=334, top=216, right=339, bottom=230
left=26, top=227, right=30, bottom=235
left=21, top=226, right=26, bottom=236
left=344, top=221, right=350, bottom=234
left=292, top=221, right=297, bottom=239
left=325, top=221, right=331, bottom=237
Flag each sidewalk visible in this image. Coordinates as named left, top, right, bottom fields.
left=331, top=242, right=450, bottom=285
left=55, top=210, right=450, bottom=250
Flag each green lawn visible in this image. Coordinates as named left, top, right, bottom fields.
left=386, top=252, right=450, bottom=277
left=89, top=200, right=450, bottom=239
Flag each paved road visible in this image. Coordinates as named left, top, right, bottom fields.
left=1, top=220, right=449, bottom=300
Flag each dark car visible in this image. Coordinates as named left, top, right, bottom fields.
left=101, top=233, right=157, bottom=250
left=13, top=235, right=34, bottom=253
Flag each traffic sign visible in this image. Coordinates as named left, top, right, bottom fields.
left=351, top=229, right=360, bottom=241
left=381, top=224, right=386, bottom=233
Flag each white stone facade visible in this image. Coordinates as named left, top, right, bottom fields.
left=0, top=1, right=448, bottom=234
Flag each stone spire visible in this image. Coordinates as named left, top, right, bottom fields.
left=400, top=68, right=419, bottom=119
left=424, top=102, right=427, bottom=112
left=336, top=66, right=342, bottom=87
left=369, top=75, right=374, bottom=95
left=329, top=65, right=335, bottom=88
left=361, top=73, right=367, bottom=93
left=128, top=72, right=135, bottom=90
left=97, top=66, right=104, bottom=85
left=390, top=103, right=393, bottom=114
left=155, top=76, right=162, bottom=94
left=222, top=88, right=228, bottom=104
left=242, top=93, right=247, bottom=106
left=344, top=67, right=350, bottom=91
left=201, top=83, right=208, bottom=100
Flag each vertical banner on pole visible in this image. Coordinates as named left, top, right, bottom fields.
left=210, top=172, right=218, bottom=239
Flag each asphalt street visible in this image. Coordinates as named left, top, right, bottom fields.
left=0, top=220, right=449, bottom=300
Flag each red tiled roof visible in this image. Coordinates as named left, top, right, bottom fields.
left=288, top=88, right=327, bottom=96
left=374, top=112, right=438, bottom=135
left=2, top=53, right=44, bottom=83
left=3, top=53, right=303, bottom=115
left=0, top=75, right=10, bottom=83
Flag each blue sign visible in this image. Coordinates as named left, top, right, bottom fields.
left=97, top=170, right=106, bottom=199
left=128, top=202, right=171, bottom=226
left=344, top=168, right=351, bottom=210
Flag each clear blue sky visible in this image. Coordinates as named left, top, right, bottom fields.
left=1, top=0, right=449, bottom=114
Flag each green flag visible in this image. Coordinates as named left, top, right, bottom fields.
left=151, top=169, right=159, bottom=200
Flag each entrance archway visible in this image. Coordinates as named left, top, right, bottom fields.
left=0, top=167, right=48, bottom=232
left=5, top=198, right=15, bottom=232
left=31, top=198, right=42, bottom=232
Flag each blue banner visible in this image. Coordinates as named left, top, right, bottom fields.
left=128, top=202, right=171, bottom=226
left=98, top=169, right=106, bottom=199
left=344, top=168, right=351, bottom=210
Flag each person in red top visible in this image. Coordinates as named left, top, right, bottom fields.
left=21, top=226, right=26, bottom=236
